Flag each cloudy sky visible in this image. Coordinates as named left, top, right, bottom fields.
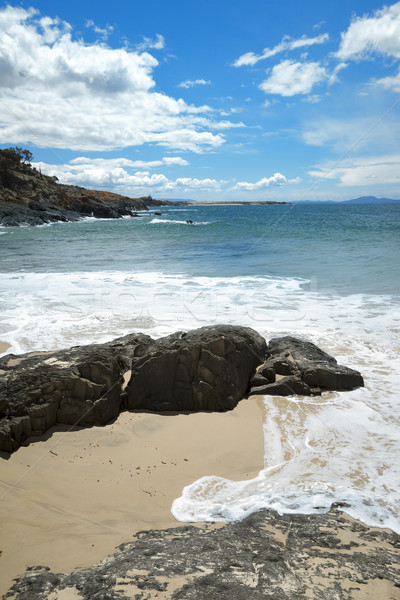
left=1, top=0, right=400, bottom=201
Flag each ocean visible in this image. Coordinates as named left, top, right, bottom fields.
left=1, top=202, right=399, bottom=533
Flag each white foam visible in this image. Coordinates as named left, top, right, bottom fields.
left=150, top=218, right=211, bottom=225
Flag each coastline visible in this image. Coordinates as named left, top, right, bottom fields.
left=0, top=396, right=264, bottom=596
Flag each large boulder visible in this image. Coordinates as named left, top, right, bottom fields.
left=250, top=336, right=364, bottom=397
left=127, top=325, right=267, bottom=412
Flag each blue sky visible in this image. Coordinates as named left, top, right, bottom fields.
left=1, top=0, right=400, bottom=201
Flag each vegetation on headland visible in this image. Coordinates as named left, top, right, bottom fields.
left=0, top=146, right=178, bottom=226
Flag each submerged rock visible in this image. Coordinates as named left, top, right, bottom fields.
left=5, top=506, right=400, bottom=599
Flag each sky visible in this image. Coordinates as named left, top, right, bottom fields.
left=1, top=0, right=400, bottom=202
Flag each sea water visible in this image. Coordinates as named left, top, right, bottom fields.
left=0, top=202, right=399, bottom=532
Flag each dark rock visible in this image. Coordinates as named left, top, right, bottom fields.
left=0, top=329, right=363, bottom=453
left=127, top=325, right=266, bottom=412
left=249, top=372, right=270, bottom=388
left=249, top=376, right=312, bottom=397
left=5, top=507, right=400, bottom=599
left=0, top=332, right=156, bottom=452
left=0, top=326, right=266, bottom=452
left=302, top=365, right=364, bottom=390
left=256, top=364, right=276, bottom=383
left=265, top=336, right=364, bottom=393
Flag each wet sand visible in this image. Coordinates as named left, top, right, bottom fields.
left=0, top=341, right=10, bottom=355
left=0, top=397, right=265, bottom=596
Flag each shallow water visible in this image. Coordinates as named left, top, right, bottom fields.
left=1, top=202, right=399, bottom=532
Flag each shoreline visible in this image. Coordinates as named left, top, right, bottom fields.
left=0, top=396, right=265, bottom=596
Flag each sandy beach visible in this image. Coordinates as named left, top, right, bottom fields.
left=0, top=396, right=265, bottom=596
left=0, top=342, right=10, bottom=355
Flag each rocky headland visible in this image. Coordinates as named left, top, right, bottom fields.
left=0, top=147, right=178, bottom=227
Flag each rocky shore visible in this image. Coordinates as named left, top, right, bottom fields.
left=4, top=506, right=400, bottom=599
left=0, top=147, right=178, bottom=226
left=2, top=327, right=398, bottom=600
left=0, top=325, right=363, bottom=454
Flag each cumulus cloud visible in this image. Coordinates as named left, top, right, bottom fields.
left=309, top=154, right=400, bottom=186
left=136, top=33, right=165, bottom=51
left=259, top=60, right=328, bottom=96
left=233, top=33, right=329, bottom=67
left=178, top=79, right=211, bottom=88
left=337, top=2, right=400, bottom=60
left=34, top=157, right=222, bottom=193
left=0, top=7, right=225, bottom=152
left=233, top=173, right=286, bottom=190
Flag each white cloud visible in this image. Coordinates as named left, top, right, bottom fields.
left=178, top=79, right=211, bottom=88
left=85, top=19, right=114, bottom=41
left=34, top=157, right=222, bottom=193
left=373, top=68, right=400, bottom=92
left=67, top=156, right=189, bottom=169
left=337, top=2, right=400, bottom=60
left=259, top=60, right=328, bottom=96
left=0, top=7, right=224, bottom=152
left=233, top=33, right=329, bottom=67
left=233, top=173, right=286, bottom=190
left=309, top=153, right=400, bottom=186
left=136, top=33, right=165, bottom=51
left=303, top=115, right=400, bottom=154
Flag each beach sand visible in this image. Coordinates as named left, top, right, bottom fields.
left=0, top=396, right=265, bottom=596
left=0, top=341, right=10, bottom=355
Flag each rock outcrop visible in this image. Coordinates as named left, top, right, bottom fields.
left=0, top=329, right=364, bottom=454
left=5, top=506, right=400, bottom=599
left=0, top=333, right=154, bottom=452
left=0, top=326, right=266, bottom=453
left=250, top=336, right=364, bottom=397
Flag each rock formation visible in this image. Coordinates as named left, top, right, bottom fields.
left=0, top=327, right=363, bottom=454
left=250, top=336, right=364, bottom=397
left=5, top=506, right=399, bottom=599
left=0, top=326, right=266, bottom=453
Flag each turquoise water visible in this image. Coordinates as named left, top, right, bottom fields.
left=0, top=202, right=399, bottom=532
left=1, top=203, right=399, bottom=294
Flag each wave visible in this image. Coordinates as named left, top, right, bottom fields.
left=150, top=218, right=211, bottom=225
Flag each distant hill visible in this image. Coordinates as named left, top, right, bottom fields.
left=294, top=196, right=400, bottom=205
left=343, top=196, right=400, bottom=204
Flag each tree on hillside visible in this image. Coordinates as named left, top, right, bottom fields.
left=0, top=146, right=34, bottom=186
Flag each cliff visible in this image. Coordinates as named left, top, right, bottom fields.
left=0, top=147, right=178, bottom=226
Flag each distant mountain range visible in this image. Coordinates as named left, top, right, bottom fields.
left=342, top=196, right=400, bottom=204
left=294, top=196, right=400, bottom=205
